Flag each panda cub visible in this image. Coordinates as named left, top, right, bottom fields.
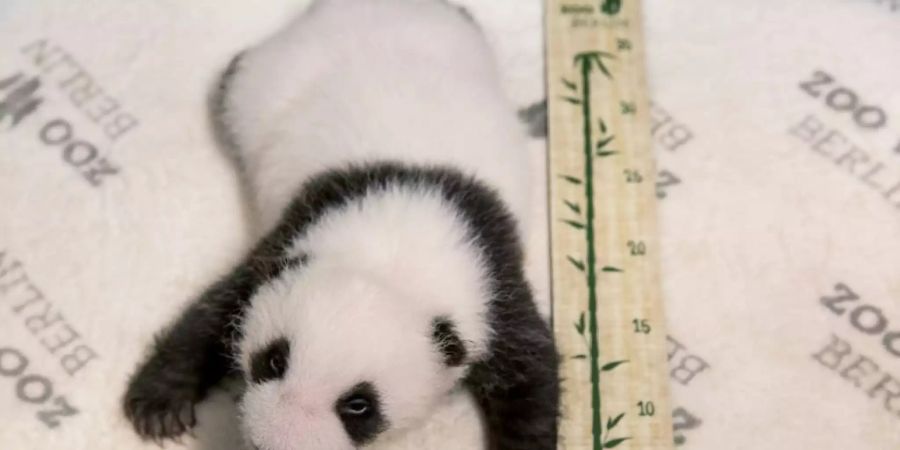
left=123, top=0, right=559, bottom=449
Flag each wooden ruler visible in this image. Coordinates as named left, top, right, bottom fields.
left=546, top=1, right=675, bottom=449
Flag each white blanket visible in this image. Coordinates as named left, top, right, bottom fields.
left=1, top=0, right=898, bottom=449
left=647, top=1, right=900, bottom=448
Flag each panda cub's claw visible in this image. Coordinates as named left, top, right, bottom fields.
left=123, top=375, right=199, bottom=442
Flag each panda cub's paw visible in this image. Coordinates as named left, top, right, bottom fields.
left=123, top=363, right=200, bottom=442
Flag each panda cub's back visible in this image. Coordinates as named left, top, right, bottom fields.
left=223, top=0, right=531, bottom=234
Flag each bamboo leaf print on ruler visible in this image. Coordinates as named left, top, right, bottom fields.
left=550, top=1, right=675, bottom=448
left=561, top=50, right=631, bottom=450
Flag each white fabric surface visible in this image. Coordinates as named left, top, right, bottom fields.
left=647, top=1, right=900, bottom=448
left=1, top=0, right=898, bottom=449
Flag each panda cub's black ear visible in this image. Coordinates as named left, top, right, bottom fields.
left=431, top=317, right=467, bottom=367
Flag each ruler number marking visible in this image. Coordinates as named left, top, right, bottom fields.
left=624, top=169, right=643, bottom=183
left=637, top=401, right=656, bottom=417
left=632, top=319, right=651, bottom=334
left=626, top=240, right=646, bottom=256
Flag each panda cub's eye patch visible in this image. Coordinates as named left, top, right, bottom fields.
left=249, top=337, right=290, bottom=384
left=335, top=382, right=387, bottom=445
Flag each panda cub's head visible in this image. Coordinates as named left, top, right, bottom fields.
left=235, top=183, right=491, bottom=450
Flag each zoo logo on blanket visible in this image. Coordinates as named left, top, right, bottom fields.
left=0, top=249, right=95, bottom=430
left=0, top=38, right=140, bottom=432
left=788, top=69, right=900, bottom=213
left=814, top=282, right=900, bottom=421
left=1, top=39, right=142, bottom=188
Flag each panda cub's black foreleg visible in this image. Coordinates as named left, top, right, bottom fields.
left=122, top=264, right=257, bottom=441
left=123, top=231, right=297, bottom=442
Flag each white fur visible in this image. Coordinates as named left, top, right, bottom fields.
left=226, top=0, right=531, bottom=448
left=238, top=188, right=492, bottom=449
left=224, top=0, right=531, bottom=235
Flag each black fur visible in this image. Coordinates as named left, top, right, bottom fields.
left=432, top=317, right=467, bottom=367
left=122, top=162, right=559, bottom=449
left=431, top=168, right=559, bottom=450
left=122, top=231, right=304, bottom=441
left=335, top=382, right=388, bottom=445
